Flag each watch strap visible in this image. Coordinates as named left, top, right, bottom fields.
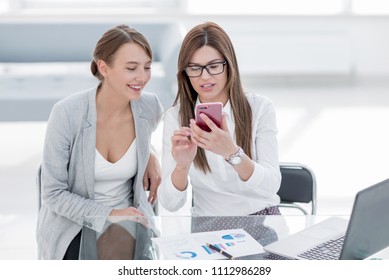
left=225, top=147, right=244, bottom=165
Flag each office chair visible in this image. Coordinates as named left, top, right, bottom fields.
left=35, top=164, right=43, bottom=259
left=277, top=162, right=317, bottom=215
left=36, top=164, right=42, bottom=211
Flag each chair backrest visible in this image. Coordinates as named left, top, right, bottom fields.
left=35, top=164, right=42, bottom=259
left=36, top=164, right=42, bottom=211
left=277, top=162, right=317, bottom=215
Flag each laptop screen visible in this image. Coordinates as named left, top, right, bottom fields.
left=340, top=178, right=389, bottom=259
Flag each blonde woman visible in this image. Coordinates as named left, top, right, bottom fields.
left=37, top=25, right=163, bottom=259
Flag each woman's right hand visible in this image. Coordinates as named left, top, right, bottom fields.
left=109, top=207, right=148, bottom=227
left=171, top=127, right=197, bottom=168
left=110, top=207, right=144, bottom=217
left=108, top=207, right=148, bottom=227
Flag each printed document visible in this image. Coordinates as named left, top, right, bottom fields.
left=151, top=228, right=263, bottom=260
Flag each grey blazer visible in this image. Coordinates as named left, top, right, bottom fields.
left=36, top=87, right=163, bottom=259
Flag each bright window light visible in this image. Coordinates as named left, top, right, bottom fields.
left=6, top=0, right=389, bottom=16
left=0, top=0, right=10, bottom=13
left=352, top=0, right=389, bottom=15
left=187, top=0, right=344, bottom=15
left=18, top=0, right=177, bottom=8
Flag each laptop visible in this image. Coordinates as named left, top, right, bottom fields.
left=264, top=178, right=389, bottom=260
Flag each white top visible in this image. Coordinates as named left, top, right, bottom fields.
left=94, top=139, right=137, bottom=209
left=158, top=93, right=281, bottom=216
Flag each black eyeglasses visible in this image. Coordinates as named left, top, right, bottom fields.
left=184, top=61, right=227, bottom=77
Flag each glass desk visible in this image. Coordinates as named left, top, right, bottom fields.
left=79, top=215, right=331, bottom=260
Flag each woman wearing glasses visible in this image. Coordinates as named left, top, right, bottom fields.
left=158, top=22, right=282, bottom=217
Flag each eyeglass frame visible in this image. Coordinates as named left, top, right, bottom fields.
left=184, top=61, right=227, bottom=78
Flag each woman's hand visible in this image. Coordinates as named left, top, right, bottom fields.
left=190, top=113, right=239, bottom=159
left=110, top=207, right=144, bottom=217
left=109, top=207, right=148, bottom=227
left=170, top=127, right=197, bottom=191
left=143, top=151, right=161, bottom=204
left=171, top=127, right=197, bottom=169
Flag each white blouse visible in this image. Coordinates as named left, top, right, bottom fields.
left=158, top=93, right=281, bottom=216
left=94, top=139, right=137, bottom=209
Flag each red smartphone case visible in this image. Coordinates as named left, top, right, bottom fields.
left=195, top=102, right=223, bottom=132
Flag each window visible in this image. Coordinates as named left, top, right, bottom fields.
left=0, top=0, right=184, bottom=14
left=2, top=0, right=389, bottom=16
left=352, top=0, right=389, bottom=15
left=187, top=0, right=345, bottom=15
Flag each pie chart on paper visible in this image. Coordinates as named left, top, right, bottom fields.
left=175, top=251, right=197, bottom=259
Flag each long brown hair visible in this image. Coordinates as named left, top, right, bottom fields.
left=90, top=24, right=152, bottom=84
left=174, top=22, right=253, bottom=173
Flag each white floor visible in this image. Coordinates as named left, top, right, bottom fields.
left=1, top=77, right=389, bottom=259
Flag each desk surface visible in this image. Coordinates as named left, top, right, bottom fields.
left=80, top=215, right=349, bottom=260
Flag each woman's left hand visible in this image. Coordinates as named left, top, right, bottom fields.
left=190, top=113, right=239, bottom=159
left=143, top=150, right=161, bottom=204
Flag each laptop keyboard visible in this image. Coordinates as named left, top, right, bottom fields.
left=264, top=252, right=292, bottom=260
left=298, top=235, right=345, bottom=260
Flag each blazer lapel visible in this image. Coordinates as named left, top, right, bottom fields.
left=83, top=90, right=97, bottom=199
left=131, top=100, right=150, bottom=206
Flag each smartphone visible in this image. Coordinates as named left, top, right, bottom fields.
left=195, top=102, right=223, bottom=132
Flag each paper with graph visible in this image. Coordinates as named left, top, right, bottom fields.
left=151, top=228, right=263, bottom=260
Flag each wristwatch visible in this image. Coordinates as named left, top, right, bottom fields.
left=225, top=147, right=245, bottom=166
